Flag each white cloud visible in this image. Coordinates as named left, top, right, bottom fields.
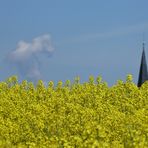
left=8, top=34, right=54, bottom=82
left=10, top=34, right=54, bottom=62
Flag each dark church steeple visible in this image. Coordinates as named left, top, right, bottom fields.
left=137, top=43, right=148, bottom=87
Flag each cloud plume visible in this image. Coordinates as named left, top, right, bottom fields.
left=8, top=34, right=54, bottom=82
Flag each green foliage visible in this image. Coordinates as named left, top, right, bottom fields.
left=0, top=75, right=148, bottom=147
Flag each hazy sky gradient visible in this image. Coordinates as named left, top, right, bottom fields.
left=0, top=0, right=148, bottom=85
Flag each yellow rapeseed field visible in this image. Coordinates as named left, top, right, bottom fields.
left=0, top=75, right=148, bottom=147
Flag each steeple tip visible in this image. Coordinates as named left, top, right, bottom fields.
left=142, top=33, right=145, bottom=51
left=137, top=42, right=148, bottom=87
left=142, top=42, right=145, bottom=51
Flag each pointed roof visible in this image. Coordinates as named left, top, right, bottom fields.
left=137, top=43, right=148, bottom=87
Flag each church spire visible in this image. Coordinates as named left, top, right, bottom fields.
left=137, top=43, right=148, bottom=87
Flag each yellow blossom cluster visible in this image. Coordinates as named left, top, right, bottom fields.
left=0, top=75, right=148, bottom=147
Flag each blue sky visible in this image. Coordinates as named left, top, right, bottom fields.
left=0, top=0, right=148, bottom=86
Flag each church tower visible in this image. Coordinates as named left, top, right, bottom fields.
left=137, top=43, right=148, bottom=87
